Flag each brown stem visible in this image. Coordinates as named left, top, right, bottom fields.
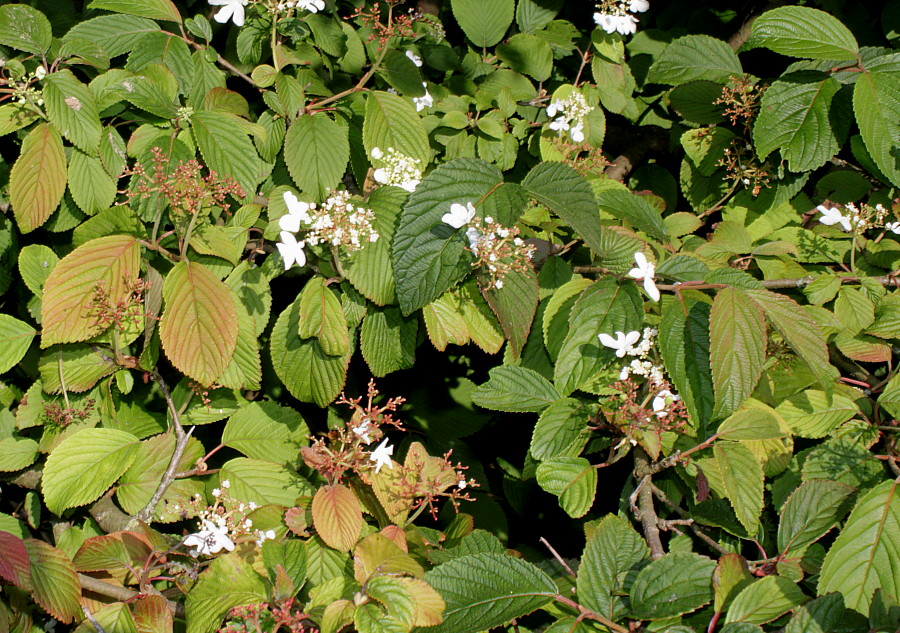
left=651, top=484, right=731, bottom=557
left=90, top=494, right=132, bottom=533
left=78, top=574, right=185, bottom=618
left=631, top=450, right=664, bottom=559
left=552, top=595, right=629, bottom=633
left=539, top=537, right=577, bottom=578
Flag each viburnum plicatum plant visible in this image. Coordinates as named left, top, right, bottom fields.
left=0, top=1, right=899, bottom=632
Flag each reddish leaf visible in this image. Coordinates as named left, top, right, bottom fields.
left=311, top=484, right=363, bottom=552
left=133, top=595, right=174, bottom=633
left=9, top=122, right=67, bottom=233
left=41, top=235, right=142, bottom=347
left=73, top=534, right=129, bottom=572
left=0, top=531, right=31, bottom=588
left=24, top=539, right=81, bottom=624
left=159, top=260, right=239, bottom=386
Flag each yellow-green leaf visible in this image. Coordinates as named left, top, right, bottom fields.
left=312, top=484, right=363, bottom=552
left=298, top=276, right=349, bottom=356
left=9, top=123, right=67, bottom=233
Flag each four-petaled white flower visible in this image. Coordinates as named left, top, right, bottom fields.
left=369, top=438, right=394, bottom=473
left=209, top=0, right=248, bottom=27
left=412, top=83, right=433, bottom=112
left=280, top=191, right=313, bottom=232
left=598, top=330, right=641, bottom=358
left=628, top=252, right=660, bottom=302
left=352, top=418, right=373, bottom=444
left=630, top=0, right=650, bottom=12
left=183, top=519, right=235, bottom=556
left=297, top=0, right=325, bottom=12
left=652, top=389, right=680, bottom=417
left=570, top=122, right=585, bottom=143
left=817, top=204, right=852, bottom=232
left=886, top=222, right=900, bottom=235
left=277, top=231, right=306, bottom=269
left=442, top=202, right=477, bottom=229
left=255, top=529, right=276, bottom=546
left=406, top=50, right=423, bottom=67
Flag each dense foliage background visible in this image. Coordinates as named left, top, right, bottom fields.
left=0, top=0, right=899, bottom=631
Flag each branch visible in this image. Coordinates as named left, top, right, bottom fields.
left=651, top=484, right=731, bottom=557
left=631, top=450, right=665, bottom=559
left=552, top=595, right=630, bottom=633
left=78, top=574, right=185, bottom=618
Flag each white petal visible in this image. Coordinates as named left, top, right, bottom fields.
left=624, top=331, right=641, bottom=347
left=598, top=333, right=617, bottom=348
left=644, top=277, right=661, bottom=302
left=279, top=213, right=302, bottom=233
left=213, top=5, right=234, bottom=23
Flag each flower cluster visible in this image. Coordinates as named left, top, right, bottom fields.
left=274, top=0, right=324, bottom=14
left=546, top=91, right=593, bottom=143
left=718, top=140, right=771, bottom=196
left=817, top=202, right=892, bottom=234
left=371, top=147, right=423, bottom=192
left=593, top=0, right=649, bottom=36
left=600, top=328, right=664, bottom=383
left=7, top=65, right=45, bottom=107
left=277, top=190, right=379, bottom=269
left=177, top=481, right=276, bottom=556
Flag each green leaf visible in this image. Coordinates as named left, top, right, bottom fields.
left=0, top=315, right=36, bottom=375
left=818, top=480, right=900, bottom=616
left=745, top=6, right=859, bottom=61
left=43, top=69, right=102, bottom=154
left=159, top=260, right=239, bottom=387
left=713, top=554, right=754, bottom=612
left=451, top=0, right=514, bottom=48
left=497, top=34, right=553, bottom=81
left=41, top=428, right=140, bottom=515
left=297, top=277, right=349, bottom=357
left=717, top=406, right=787, bottom=441
left=753, top=72, right=841, bottom=172
left=775, top=390, right=858, bottom=438
left=118, top=64, right=178, bottom=118
left=853, top=56, right=900, bottom=188
left=745, top=289, right=838, bottom=396
left=361, top=307, right=417, bottom=377
left=41, top=235, right=142, bottom=347
left=777, top=479, right=855, bottom=555
left=88, top=0, right=181, bottom=23
left=681, top=127, right=736, bottom=177
left=312, top=484, right=362, bottom=552
left=192, top=110, right=262, bottom=197
left=710, top=287, right=767, bottom=419
left=24, top=540, right=81, bottom=624
left=482, top=268, right=539, bottom=360
left=284, top=113, right=349, bottom=200
left=392, top=158, right=502, bottom=315
left=345, top=187, right=403, bottom=306
left=785, top=593, right=847, bottom=633
left=543, top=277, right=592, bottom=361
left=270, top=295, right=349, bottom=406
left=554, top=278, right=643, bottom=396
left=222, top=402, right=307, bottom=466
left=802, top=437, right=884, bottom=490
left=68, top=149, right=116, bottom=215
left=64, top=15, right=160, bottom=58
left=595, top=188, right=668, bottom=242
left=0, top=437, right=39, bottom=472
left=725, top=576, right=808, bottom=625
left=529, top=397, right=591, bottom=461
left=629, top=552, right=716, bottom=620
left=577, top=515, right=649, bottom=621
left=425, top=553, right=556, bottom=633
left=38, top=345, right=116, bottom=393
left=378, top=49, right=425, bottom=97
left=696, top=442, right=765, bottom=535
left=220, top=458, right=312, bottom=508
left=0, top=103, right=39, bottom=138
left=0, top=5, right=52, bottom=55
left=472, top=365, right=561, bottom=413
left=363, top=90, right=430, bottom=167
left=647, top=35, right=743, bottom=86
left=516, top=0, right=562, bottom=33
left=9, top=123, right=67, bottom=234
left=535, top=457, right=597, bottom=518
left=186, top=554, right=268, bottom=633
left=521, top=162, right=603, bottom=257
left=660, top=296, right=714, bottom=433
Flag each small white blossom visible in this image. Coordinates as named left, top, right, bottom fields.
left=255, top=529, right=276, bottom=546
left=598, top=330, right=641, bottom=358
left=209, top=0, right=248, bottom=27
left=630, top=0, right=650, bottom=11
left=628, top=252, right=660, bottom=302
left=369, top=438, right=394, bottom=474
left=221, top=479, right=230, bottom=488
left=353, top=418, right=373, bottom=444
left=34, top=66, right=46, bottom=80
left=442, top=202, right=477, bottom=229
left=370, top=147, right=423, bottom=192
left=886, top=222, right=900, bottom=235
left=817, top=204, right=852, bottom=232
left=545, top=91, right=592, bottom=144
left=277, top=231, right=306, bottom=269
left=280, top=191, right=313, bottom=232
left=183, top=520, right=235, bottom=556
left=412, top=83, right=433, bottom=112
left=296, top=0, right=325, bottom=12
left=405, top=50, right=423, bottom=67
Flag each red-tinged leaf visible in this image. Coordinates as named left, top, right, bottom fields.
left=73, top=533, right=129, bottom=572
left=396, top=576, right=445, bottom=627
left=9, top=122, right=67, bottom=233
left=312, top=484, right=363, bottom=552
left=710, top=287, right=766, bottom=420
left=159, top=260, right=239, bottom=386
left=834, top=332, right=892, bottom=363
left=0, top=531, right=31, bottom=587
left=24, top=539, right=81, bottom=624
left=41, top=235, right=142, bottom=347
left=133, top=595, right=174, bottom=633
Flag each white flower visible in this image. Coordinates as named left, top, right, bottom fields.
left=256, top=529, right=276, bottom=546
left=183, top=520, right=235, bottom=556
left=458, top=479, right=467, bottom=490
left=548, top=116, right=569, bottom=132
left=280, top=191, right=313, bottom=232
left=209, top=0, right=248, bottom=27
left=442, top=202, right=477, bottom=229
left=817, top=204, right=852, bottom=232
left=34, top=66, right=46, bottom=80
left=405, top=50, right=423, bottom=67
left=277, top=231, right=306, bottom=269
left=352, top=419, right=373, bottom=444
left=546, top=101, right=561, bottom=118
left=412, top=84, right=433, bottom=112
left=371, top=147, right=383, bottom=159
left=369, top=438, right=394, bottom=474
left=221, top=479, right=230, bottom=488
left=886, top=222, right=900, bottom=235
left=652, top=390, right=680, bottom=417
left=296, top=0, right=325, bottom=12
left=598, top=330, right=641, bottom=358
left=465, top=226, right=482, bottom=249
left=614, top=14, right=638, bottom=35
left=373, top=168, right=389, bottom=185
left=570, top=122, right=585, bottom=143
left=629, top=0, right=650, bottom=12
left=628, top=252, right=660, bottom=302
left=594, top=12, right=617, bottom=33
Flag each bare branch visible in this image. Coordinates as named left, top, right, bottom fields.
left=78, top=574, right=185, bottom=618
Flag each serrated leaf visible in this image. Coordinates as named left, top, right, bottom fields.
left=713, top=554, right=754, bottom=613
left=497, top=34, right=553, bottom=81
left=42, top=428, right=140, bottom=514
left=392, top=159, right=502, bottom=315
left=701, top=442, right=765, bottom=535
left=818, top=480, right=900, bottom=616
left=219, top=457, right=312, bottom=508
left=596, top=189, right=668, bottom=242
left=185, top=554, right=268, bottom=633
left=284, top=113, right=349, bottom=200
left=717, top=406, right=787, bottom=441
left=853, top=57, right=900, bottom=188
left=471, top=365, right=561, bottom=413
left=710, top=287, right=767, bottom=419
left=629, top=552, right=716, bottom=620
left=801, top=437, right=884, bottom=489
left=0, top=531, right=30, bottom=587
left=345, top=188, right=402, bottom=306
left=88, top=0, right=181, bottom=23
left=0, top=5, right=51, bottom=54
left=775, top=390, right=858, bottom=438
left=72, top=534, right=130, bottom=572
left=41, top=235, right=141, bottom=346
left=361, top=306, right=417, bottom=377
left=785, top=593, right=846, bottom=633
left=0, top=315, right=36, bottom=375
left=9, top=123, right=67, bottom=234
left=68, top=149, right=116, bottom=215
left=0, top=437, right=39, bottom=472
left=38, top=344, right=116, bottom=393
left=64, top=14, right=161, bottom=58
left=536, top=457, right=597, bottom=518
left=777, top=479, right=855, bottom=555
left=530, top=397, right=591, bottom=461
left=425, top=553, right=556, bottom=633
left=222, top=402, right=307, bottom=466
left=312, top=484, right=363, bottom=552
left=298, top=277, right=348, bottom=356
left=378, top=48, right=425, bottom=97
left=647, top=35, right=742, bottom=86
left=0, top=103, right=39, bottom=137
left=44, top=69, right=102, bottom=154
left=542, top=277, right=591, bottom=361
left=192, top=110, right=261, bottom=197
left=725, top=576, right=808, bottom=625
left=521, top=162, right=603, bottom=257
left=24, top=540, right=81, bottom=624
left=482, top=268, right=538, bottom=359
left=746, top=6, right=859, bottom=61
left=451, top=0, right=514, bottom=47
